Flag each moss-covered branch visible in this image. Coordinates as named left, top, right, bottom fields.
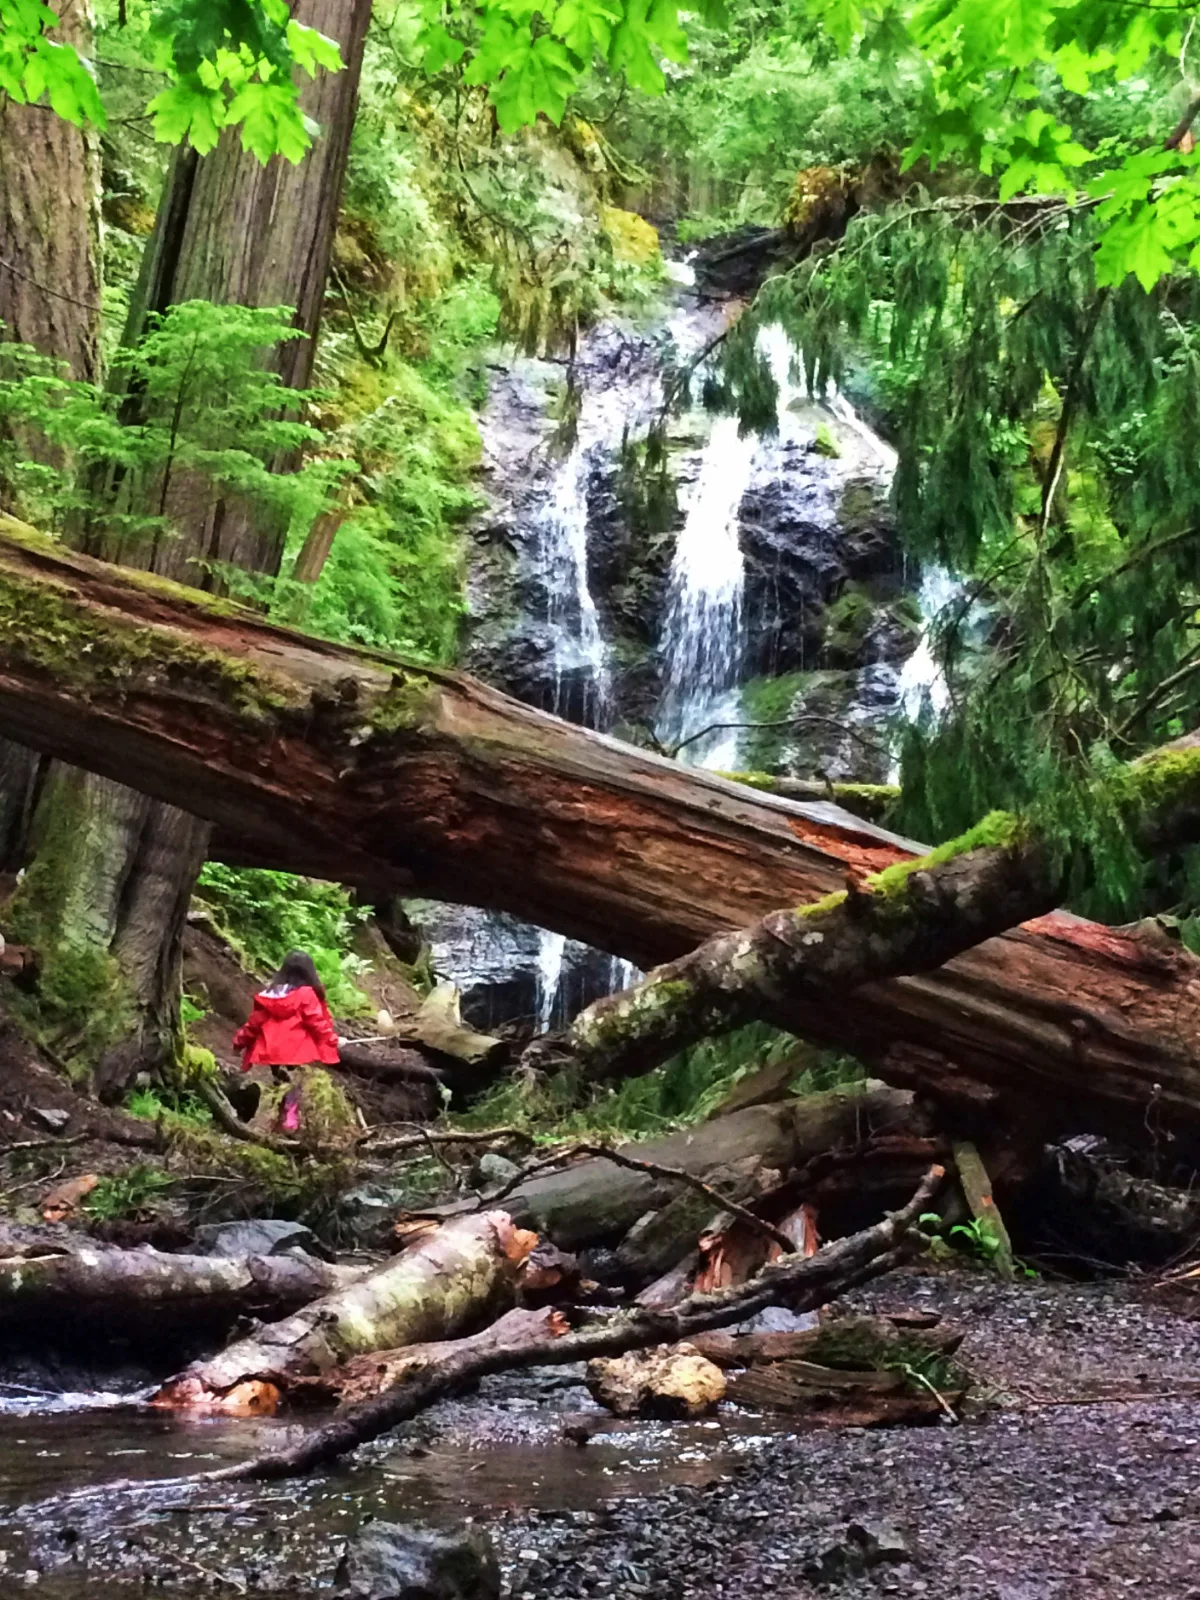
left=540, top=739, right=1200, bottom=1089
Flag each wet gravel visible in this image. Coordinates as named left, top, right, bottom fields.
left=6, top=1268, right=1200, bottom=1596
left=490, top=1271, right=1200, bottom=1600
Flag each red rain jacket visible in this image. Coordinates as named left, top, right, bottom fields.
left=233, top=985, right=340, bottom=1069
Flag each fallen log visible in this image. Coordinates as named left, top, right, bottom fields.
left=473, top=1085, right=920, bottom=1251
left=0, top=1245, right=362, bottom=1332
left=545, top=776, right=1200, bottom=1100
left=153, top=1210, right=536, bottom=1411
left=3, top=523, right=1200, bottom=1147
left=202, top=1166, right=943, bottom=1478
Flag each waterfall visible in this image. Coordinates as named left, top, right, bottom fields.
left=535, top=929, right=567, bottom=1032
left=656, top=412, right=756, bottom=767
left=896, top=566, right=961, bottom=721
left=535, top=443, right=611, bottom=724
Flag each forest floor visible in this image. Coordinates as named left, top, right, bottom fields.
left=3, top=1267, right=1200, bottom=1596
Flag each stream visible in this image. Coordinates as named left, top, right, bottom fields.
left=0, top=1372, right=790, bottom=1594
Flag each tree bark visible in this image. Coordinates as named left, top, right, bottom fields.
left=0, top=1245, right=363, bottom=1333
left=208, top=1168, right=942, bottom=1480
left=0, top=0, right=100, bottom=386
left=154, top=1211, right=537, bottom=1409
left=0, top=4, right=371, bottom=1096
left=109, top=0, right=373, bottom=584
left=4, top=524, right=1200, bottom=1148
left=491, top=1087, right=917, bottom=1250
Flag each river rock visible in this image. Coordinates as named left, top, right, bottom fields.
left=192, top=1219, right=324, bottom=1259
left=334, top=1521, right=501, bottom=1600
left=586, top=1343, right=726, bottom=1418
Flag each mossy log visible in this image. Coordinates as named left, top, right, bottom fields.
left=0, top=1245, right=362, bottom=1333
left=4, top=526, right=1200, bottom=1147
left=202, top=1167, right=943, bottom=1479
left=153, top=1211, right=536, bottom=1411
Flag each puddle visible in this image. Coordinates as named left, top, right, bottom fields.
left=0, top=1393, right=789, bottom=1594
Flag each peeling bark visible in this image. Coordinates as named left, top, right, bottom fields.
left=2, top=527, right=1200, bottom=1146
left=154, top=1211, right=537, bottom=1409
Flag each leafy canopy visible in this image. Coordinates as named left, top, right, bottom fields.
left=0, top=0, right=342, bottom=161
left=798, top=0, right=1200, bottom=291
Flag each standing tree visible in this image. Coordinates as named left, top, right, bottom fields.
left=0, top=0, right=369, bottom=1095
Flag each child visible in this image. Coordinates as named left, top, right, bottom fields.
left=233, top=950, right=340, bottom=1132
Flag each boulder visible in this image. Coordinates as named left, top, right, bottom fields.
left=334, top=1522, right=501, bottom=1600
left=586, top=1343, right=726, bottom=1418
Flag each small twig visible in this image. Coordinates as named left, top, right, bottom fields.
left=0, top=1134, right=90, bottom=1157
left=900, top=1362, right=959, bottom=1423
left=359, top=1125, right=535, bottom=1156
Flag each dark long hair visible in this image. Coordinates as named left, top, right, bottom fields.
left=269, top=950, right=327, bottom=1004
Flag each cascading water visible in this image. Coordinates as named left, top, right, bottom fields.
left=535, top=444, right=611, bottom=724
left=656, top=412, right=756, bottom=769
left=896, top=566, right=959, bottom=722
left=424, top=303, right=911, bottom=1032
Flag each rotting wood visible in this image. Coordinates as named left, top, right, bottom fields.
left=952, top=1140, right=1016, bottom=1278
left=4, top=525, right=1200, bottom=1148
left=152, top=1211, right=537, bottom=1411
left=206, top=1166, right=944, bottom=1477
left=432, top=1087, right=918, bottom=1250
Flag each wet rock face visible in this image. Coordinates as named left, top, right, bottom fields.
left=407, top=903, right=632, bottom=1035
left=740, top=459, right=909, bottom=679
left=335, top=1522, right=502, bottom=1600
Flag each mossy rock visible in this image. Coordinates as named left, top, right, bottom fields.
left=601, top=206, right=661, bottom=267
left=823, top=584, right=877, bottom=664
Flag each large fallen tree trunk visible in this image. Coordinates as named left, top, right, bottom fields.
left=154, top=1211, right=535, bottom=1410
left=544, top=792, right=1200, bottom=1090
left=0, top=1245, right=361, bottom=1332
left=2, top=523, right=1200, bottom=1146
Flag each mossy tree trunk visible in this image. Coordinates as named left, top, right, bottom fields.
left=0, top=0, right=102, bottom=872
left=4, top=526, right=1200, bottom=1148
left=0, top=2, right=370, bottom=1097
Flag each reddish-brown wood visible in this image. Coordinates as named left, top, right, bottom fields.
left=1, top=525, right=1200, bottom=1147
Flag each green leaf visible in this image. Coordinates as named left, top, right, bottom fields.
left=147, top=76, right=226, bottom=154
left=286, top=21, right=343, bottom=78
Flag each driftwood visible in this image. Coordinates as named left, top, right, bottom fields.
left=3, top=524, right=1200, bottom=1149
left=201, top=1166, right=943, bottom=1478
left=154, top=1211, right=536, bottom=1411
left=486, top=1085, right=921, bottom=1250
left=0, top=1245, right=362, bottom=1331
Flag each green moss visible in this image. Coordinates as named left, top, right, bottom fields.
left=0, top=566, right=295, bottom=725
left=866, top=810, right=1025, bottom=899
left=370, top=672, right=434, bottom=732
left=823, top=584, right=877, bottom=660
left=1119, top=744, right=1200, bottom=820
left=740, top=673, right=806, bottom=725
left=797, top=889, right=849, bottom=917
left=814, top=420, right=841, bottom=457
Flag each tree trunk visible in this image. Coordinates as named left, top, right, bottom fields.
left=4, top=524, right=1200, bottom=1150
left=207, top=1169, right=942, bottom=1481
left=0, top=3, right=371, bottom=1096
left=0, top=0, right=102, bottom=872
left=494, top=1087, right=918, bottom=1251
left=109, top=0, right=373, bottom=584
left=0, top=0, right=100, bottom=386
left=0, top=1244, right=363, bottom=1334
left=154, top=1211, right=537, bottom=1410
